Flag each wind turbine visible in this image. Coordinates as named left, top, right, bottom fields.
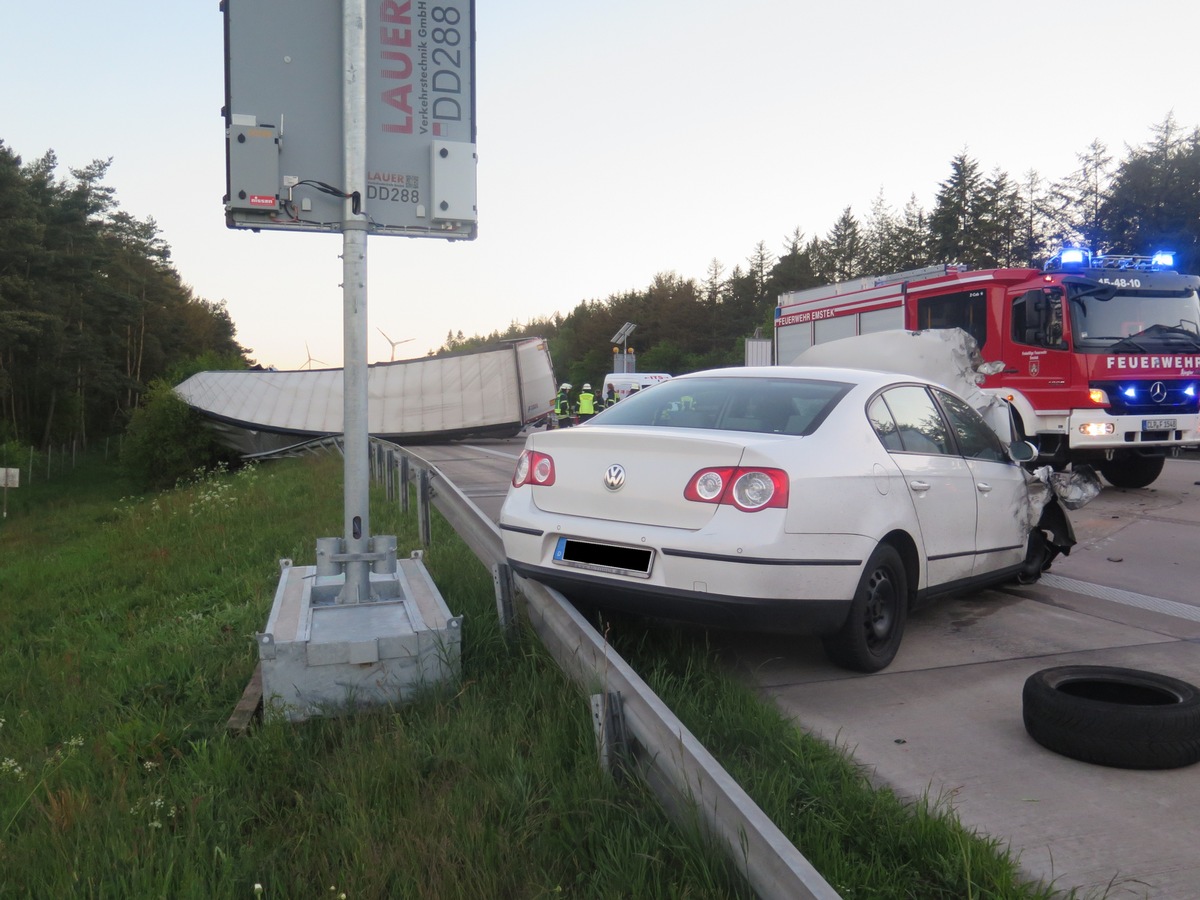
left=301, top=342, right=329, bottom=370
left=378, top=328, right=415, bottom=361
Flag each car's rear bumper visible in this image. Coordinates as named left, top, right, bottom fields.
left=508, top=559, right=852, bottom=635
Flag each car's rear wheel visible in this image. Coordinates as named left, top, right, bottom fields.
left=822, top=544, right=908, bottom=672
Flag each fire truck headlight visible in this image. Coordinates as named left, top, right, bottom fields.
left=1088, top=388, right=1110, bottom=405
left=1080, top=422, right=1116, bottom=437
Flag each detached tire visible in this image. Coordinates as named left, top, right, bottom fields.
left=1023, top=666, right=1200, bottom=769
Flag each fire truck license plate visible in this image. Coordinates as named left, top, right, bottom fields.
left=1142, top=418, right=1176, bottom=431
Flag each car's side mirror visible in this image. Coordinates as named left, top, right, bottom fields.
left=1008, top=441, right=1038, bottom=463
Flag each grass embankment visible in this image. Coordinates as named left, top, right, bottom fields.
left=0, top=453, right=1071, bottom=898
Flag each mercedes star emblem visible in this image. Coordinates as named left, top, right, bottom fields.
left=1150, top=381, right=1168, bottom=403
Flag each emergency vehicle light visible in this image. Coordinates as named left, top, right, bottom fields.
left=1186, top=385, right=1197, bottom=398
left=1044, top=246, right=1094, bottom=271
left=1122, top=386, right=1138, bottom=399
left=1151, top=251, right=1175, bottom=268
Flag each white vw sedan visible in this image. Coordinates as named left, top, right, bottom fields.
left=500, top=366, right=1067, bottom=672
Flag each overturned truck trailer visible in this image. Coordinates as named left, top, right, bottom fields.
left=176, top=338, right=557, bottom=456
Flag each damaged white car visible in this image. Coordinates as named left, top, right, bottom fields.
left=500, top=332, right=1097, bottom=672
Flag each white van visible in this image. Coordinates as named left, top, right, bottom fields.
left=599, top=372, right=672, bottom=402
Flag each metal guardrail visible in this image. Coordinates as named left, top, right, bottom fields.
left=257, top=436, right=841, bottom=899
left=401, top=445, right=840, bottom=900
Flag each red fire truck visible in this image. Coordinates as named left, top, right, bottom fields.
left=774, top=249, right=1200, bottom=488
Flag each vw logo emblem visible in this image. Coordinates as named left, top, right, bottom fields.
left=603, top=464, right=626, bottom=491
left=1150, top=381, right=1168, bottom=403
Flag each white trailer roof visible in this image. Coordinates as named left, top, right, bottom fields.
left=175, top=342, right=543, bottom=450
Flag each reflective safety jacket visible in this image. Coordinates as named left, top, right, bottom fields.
left=577, top=391, right=596, bottom=415
left=555, top=390, right=571, bottom=415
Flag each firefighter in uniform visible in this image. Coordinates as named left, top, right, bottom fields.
left=554, top=382, right=573, bottom=427
left=603, top=382, right=617, bottom=408
left=577, top=383, right=597, bottom=423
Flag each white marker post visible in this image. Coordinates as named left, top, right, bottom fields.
left=1, top=467, right=17, bottom=519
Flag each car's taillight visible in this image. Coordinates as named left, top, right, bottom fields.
left=513, top=449, right=555, bottom=487
left=683, top=467, right=788, bottom=511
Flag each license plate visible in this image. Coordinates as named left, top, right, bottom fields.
left=553, top=536, right=653, bottom=578
left=1142, top=418, right=1176, bottom=431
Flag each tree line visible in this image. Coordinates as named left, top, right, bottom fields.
left=0, top=140, right=247, bottom=452
left=4, top=116, right=1198, bottom=456
left=440, top=116, right=1200, bottom=390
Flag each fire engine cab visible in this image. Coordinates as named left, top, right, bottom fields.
left=774, top=249, right=1200, bottom=488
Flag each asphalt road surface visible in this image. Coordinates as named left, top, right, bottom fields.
left=420, top=439, right=1200, bottom=898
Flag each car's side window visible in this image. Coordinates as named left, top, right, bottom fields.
left=935, top=390, right=1007, bottom=462
left=879, top=386, right=952, bottom=455
left=867, top=396, right=904, bottom=451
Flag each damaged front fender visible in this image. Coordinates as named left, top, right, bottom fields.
left=1018, top=465, right=1101, bottom=582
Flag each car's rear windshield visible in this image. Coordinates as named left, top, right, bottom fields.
left=590, top=376, right=851, bottom=436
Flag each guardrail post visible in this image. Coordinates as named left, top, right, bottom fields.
left=591, top=690, right=630, bottom=777
left=417, top=468, right=432, bottom=547
left=393, top=450, right=401, bottom=503
left=492, top=562, right=517, bottom=640
left=400, top=456, right=410, bottom=514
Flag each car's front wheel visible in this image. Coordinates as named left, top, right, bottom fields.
left=822, top=544, right=908, bottom=672
left=1098, top=453, right=1164, bottom=489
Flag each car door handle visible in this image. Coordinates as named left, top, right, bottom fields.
left=909, top=480, right=931, bottom=492
left=977, top=482, right=993, bottom=493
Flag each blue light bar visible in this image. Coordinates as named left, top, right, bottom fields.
left=1060, top=248, right=1087, bottom=265
left=1151, top=251, right=1175, bottom=268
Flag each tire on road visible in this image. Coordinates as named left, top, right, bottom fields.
left=1022, top=666, right=1200, bottom=769
left=822, top=544, right=907, bottom=673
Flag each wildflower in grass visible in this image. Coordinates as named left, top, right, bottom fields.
left=3, top=734, right=84, bottom=835
left=130, top=794, right=176, bottom=831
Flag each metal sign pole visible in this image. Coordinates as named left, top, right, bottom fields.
left=340, top=0, right=371, bottom=603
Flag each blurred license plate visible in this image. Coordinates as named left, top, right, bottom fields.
left=554, top=537, right=653, bottom=578
left=1142, top=418, right=1176, bottom=430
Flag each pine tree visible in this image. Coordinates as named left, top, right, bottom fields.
left=1100, top=115, right=1200, bottom=269
left=930, top=152, right=986, bottom=265
left=1048, top=138, right=1113, bottom=250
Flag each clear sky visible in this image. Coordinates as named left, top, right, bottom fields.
left=4, top=1, right=1199, bottom=370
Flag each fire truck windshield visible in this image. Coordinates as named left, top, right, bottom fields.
left=1067, top=285, right=1200, bottom=352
